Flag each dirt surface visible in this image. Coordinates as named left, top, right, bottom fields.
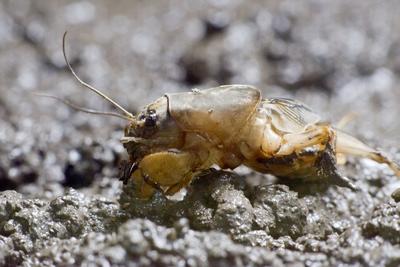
left=1, top=0, right=400, bottom=266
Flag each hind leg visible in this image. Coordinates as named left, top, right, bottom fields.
left=336, top=130, right=400, bottom=176
left=266, top=125, right=356, bottom=189
left=276, top=125, right=333, bottom=156
left=336, top=112, right=358, bottom=130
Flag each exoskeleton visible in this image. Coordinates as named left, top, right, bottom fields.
left=119, top=85, right=400, bottom=198
left=55, top=32, right=400, bottom=199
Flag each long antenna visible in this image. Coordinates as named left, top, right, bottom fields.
left=35, top=93, right=133, bottom=121
left=62, top=31, right=135, bottom=120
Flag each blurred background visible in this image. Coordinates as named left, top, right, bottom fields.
left=0, top=0, right=399, bottom=195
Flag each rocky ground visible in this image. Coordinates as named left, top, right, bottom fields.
left=1, top=0, right=400, bottom=266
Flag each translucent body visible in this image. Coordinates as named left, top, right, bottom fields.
left=121, top=85, right=400, bottom=199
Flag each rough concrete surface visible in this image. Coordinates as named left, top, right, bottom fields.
left=1, top=0, right=400, bottom=266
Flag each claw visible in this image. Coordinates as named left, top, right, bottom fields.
left=327, top=173, right=358, bottom=191
left=119, top=161, right=138, bottom=185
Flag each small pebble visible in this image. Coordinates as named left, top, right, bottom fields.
left=391, top=188, right=400, bottom=202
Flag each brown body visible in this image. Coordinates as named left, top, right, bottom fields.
left=121, top=85, right=400, bottom=199
left=57, top=33, right=399, bottom=199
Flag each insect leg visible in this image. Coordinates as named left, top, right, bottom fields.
left=336, top=130, right=400, bottom=176
left=276, top=125, right=331, bottom=156
left=119, top=161, right=138, bottom=185
left=141, top=171, right=163, bottom=191
left=164, top=172, right=194, bottom=196
left=133, top=150, right=201, bottom=198
left=336, top=112, right=358, bottom=129
left=131, top=169, right=157, bottom=199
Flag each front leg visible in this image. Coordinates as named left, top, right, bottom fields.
left=131, top=150, right=202, bottom=199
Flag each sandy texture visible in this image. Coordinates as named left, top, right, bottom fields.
left=0, top=0, right=400, bottom=266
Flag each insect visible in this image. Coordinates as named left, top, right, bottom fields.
left=54, top=32, right=400, bottom=199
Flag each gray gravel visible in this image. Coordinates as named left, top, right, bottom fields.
left=1, top=0, right=400, bottom=266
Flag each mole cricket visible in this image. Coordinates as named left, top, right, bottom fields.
left=50, top=32, right=400, bottom=199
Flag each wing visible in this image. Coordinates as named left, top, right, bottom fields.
left=166, top=85, right=261, bottom=142
left=265, top=97, right=321, bottom=133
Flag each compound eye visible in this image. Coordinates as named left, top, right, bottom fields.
left=144, top=110, right=157, bottom=127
